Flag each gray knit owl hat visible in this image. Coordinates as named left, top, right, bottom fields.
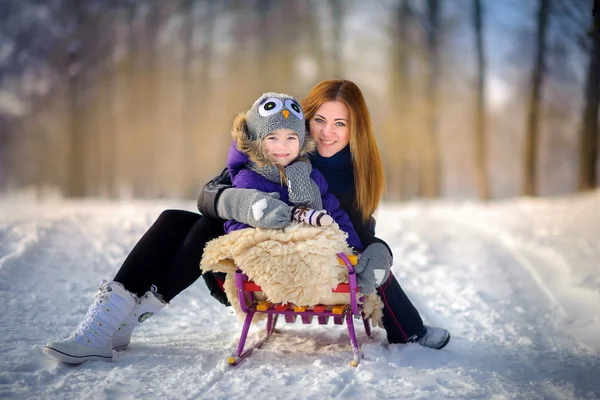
left=245, top=92, right=307, bottom=148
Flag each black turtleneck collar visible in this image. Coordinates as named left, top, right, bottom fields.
left=309, top=144, right=354, bottom=196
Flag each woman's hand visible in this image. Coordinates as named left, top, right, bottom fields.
left=216, top=188, right=293, bottom=229
left=354, top=243, right=392, bottom=294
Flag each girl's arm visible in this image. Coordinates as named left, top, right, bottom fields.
left=225, top=171, right=294, bottom=231
left=197, top=169, right=293, bottom=228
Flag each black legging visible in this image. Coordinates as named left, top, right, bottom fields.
left=113, top=210, right=225, bottom=302
left=112, top=209, right=423, bottom=341
left=376, top=273, right=423, bottom=343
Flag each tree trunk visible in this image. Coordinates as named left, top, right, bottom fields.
left=473, top=0, right=490, bottom=200
left=329, top=0, right=343, bottom=77
left=271, top=3, right=298, bottom=92
left=388, top=0, right=412, bottom=199
left=578, top=2, right=600, bottom=191
left=100, top=13, right=116, bottom=197
left=305, top=0, right=326, bottom=78
left=67, top=1, right=86, bottom=197
left=132, top=2, right=160, bottom=197
left=422, top=0, right=442, bottom=198
left=522, top=0, right=549, bottom=196
left=181, top=0, right=196, bottom=198
left=147, top=4, right=160, bottom=197
left=257, top=0, right=274, bottom=90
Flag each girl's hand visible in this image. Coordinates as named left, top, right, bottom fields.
left=291, top=207, right=333, bottom=226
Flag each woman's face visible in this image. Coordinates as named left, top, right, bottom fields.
left=309, top=100, right=350, bottom=158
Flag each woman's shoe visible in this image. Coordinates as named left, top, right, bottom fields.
left=412, top=325, right=451, bottom=350
left=112, top=286, right=166, bottom=351
left=43, top=280, right=136, bottom=364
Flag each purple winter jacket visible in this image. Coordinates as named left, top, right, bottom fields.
left=224, top=141, right=363, bottom=251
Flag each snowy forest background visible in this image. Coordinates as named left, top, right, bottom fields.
left=1, top=2, right=600, bottom=398
left=0, top=0, right=598, bottom=201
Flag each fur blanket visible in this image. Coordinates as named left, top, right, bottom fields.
left=200, top=222, right=383, bottom=326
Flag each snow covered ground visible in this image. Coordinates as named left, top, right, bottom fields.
left=1, top=191, right=599, bottom=399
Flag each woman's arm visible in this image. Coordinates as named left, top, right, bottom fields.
left=310, top=169, right=363, bottom=250
left=321, top=192, right=363, bottom=250
left=339, top=196, right=393, bottom=259
left=197, top=168, right=232, bottom=219
left=356, top=219, right=393, bottom=258
left=331, top=191, right=394, bottom=294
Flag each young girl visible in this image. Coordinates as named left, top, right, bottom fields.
left=223, top=92, right=364, bottom=253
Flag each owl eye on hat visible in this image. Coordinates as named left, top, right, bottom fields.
left=245, top=92, right=307, bottom=147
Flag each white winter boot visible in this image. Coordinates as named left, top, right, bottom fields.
left=43, top=280, right=136, bottom=364
left=113, top=286, right=166, bottom=351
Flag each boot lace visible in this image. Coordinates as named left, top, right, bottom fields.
left=74, top=280, right=111, bottom=339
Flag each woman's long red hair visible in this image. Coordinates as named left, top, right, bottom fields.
left=302, top=79, right=385, bottom=222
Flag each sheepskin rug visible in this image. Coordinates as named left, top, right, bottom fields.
left=200, top=222, right=383, bottom=326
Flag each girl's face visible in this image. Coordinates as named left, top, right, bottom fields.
left=264, top=128, right=300, bottom=167
left=309, top=100, right=350, bottom=158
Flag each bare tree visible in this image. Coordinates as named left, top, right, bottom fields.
left=422, top=0, right=442, bottom=198
left=473, top=0, right=489, bottom=199
left=578, top=0, right=600, bottom=190
left=181, top=0, right=198, bottom=197
left=97, top=9, right=117, bottom=197
left=329, top=0, right=344, bottom=77
left=388, top=0, right=413, bottom=200
left=257, top=0, right=275, bottom=90
left=181, top=0, right=217, bottom=197
left=66, top=0, right=86, bottom=197
left=127, top=1, right=163, bottom=197
left=522, top=0, right=549, bottom=196
left=273, top=2, right=300, bottom=92
left=304, top=0, right=327, bottom=78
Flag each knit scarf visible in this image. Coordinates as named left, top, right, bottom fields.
left=247, top=160, right=323, bottom=210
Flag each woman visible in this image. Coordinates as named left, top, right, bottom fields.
left=44, top=80, right=450, bottom=365
left=212, top=80, right=449, bottom=348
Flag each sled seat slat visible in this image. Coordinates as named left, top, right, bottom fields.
left=332, top=305, right=346, bottom=315
left=256, top=301, right=272, bottom=311
left=312, top=305, right=327, bottom=313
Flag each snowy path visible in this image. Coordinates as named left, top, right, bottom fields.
left=379, top=205, right=599, bottom=399
left=0, top=195, right=599, bottom=399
